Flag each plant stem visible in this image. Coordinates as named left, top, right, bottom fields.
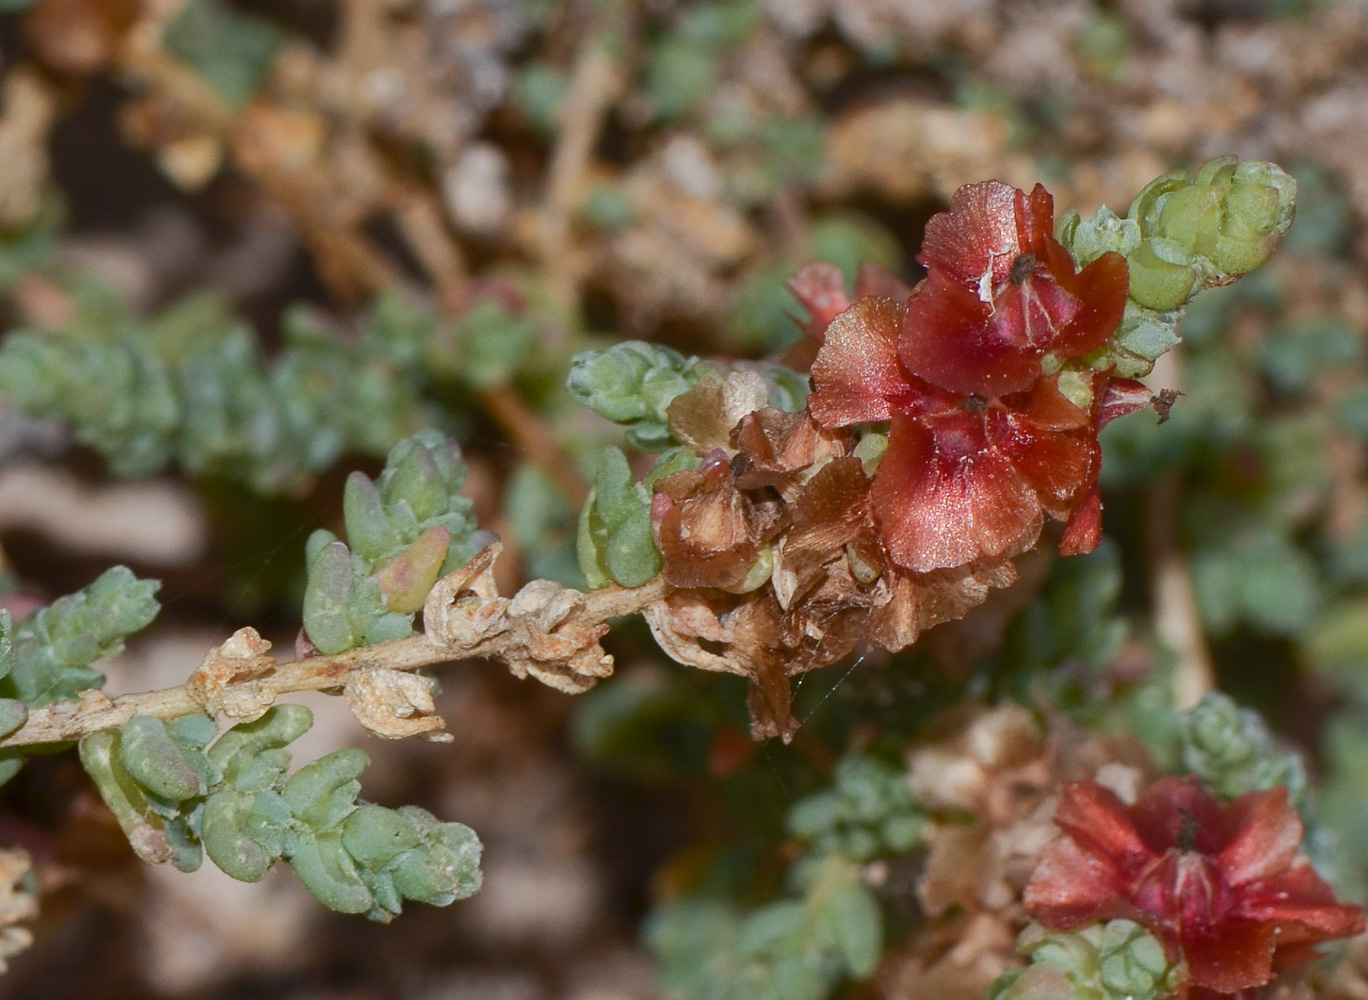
left=0, top=577, right=666, bottom=749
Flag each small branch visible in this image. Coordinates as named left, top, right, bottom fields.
left=0, top=572, right=666, bottom=750
left=479, top=385, right=589, bottom=507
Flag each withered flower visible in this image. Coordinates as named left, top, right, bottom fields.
left=1025, top=777, right=1365, bottom=997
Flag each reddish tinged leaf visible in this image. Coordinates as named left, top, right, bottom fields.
left=1026, top=776, right=1365, bottom=996
left=872, top=411, right=1042, bottom=574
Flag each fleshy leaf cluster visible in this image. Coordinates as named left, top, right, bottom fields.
left=1179, top=691, right=1308, bottom=808
left=0, top=293, right=428, bottom=492
left=0, top=566, right=160, bottom=709
left=81, top=705, right=482, bottom=921
left=785, top=754, right=924, bottom=862
left=303, top=430, right=483, bottom=655
left=567, top=341, right=807, bottom=452
left=987, top=920, right=1179, bottom=1000
left=647, top=856, right=881, bottom=1000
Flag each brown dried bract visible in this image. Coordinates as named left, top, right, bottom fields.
left=423, top=543, right=617, bottom=695
left=187, top=627, right=279, bottom=722
left=653, top=455, right=764, bottom=591
left=345, top=667, right=450, bottom=742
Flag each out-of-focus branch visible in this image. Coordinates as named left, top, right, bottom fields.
left=0, top=565, right=667, bottom=749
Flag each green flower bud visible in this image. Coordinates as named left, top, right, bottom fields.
left=566, top=342, right=709, bottom=449
left=282, top=748, right=368, bottom=830
left=289, top=830, right=373, bottom=915
left=1180, top=691, right=1307, bottom=806
left=389, top=808, right=482, bottom=906
left=1097, top=920, right=1172, bottom=1000
left=343, top=472, right=401, bottom=562
left=1058, top=205, right=1142, bottom=267
left=1132, top=157, right=1296, bottom=286
left=997, top=921, right=1178, bottom=1000
left=1125, top=239, right=1199, bottom=312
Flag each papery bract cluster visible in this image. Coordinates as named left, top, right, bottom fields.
left=1024, top=777, right=1364, bottom=997
left=805, top=181, right=1163, bottom=574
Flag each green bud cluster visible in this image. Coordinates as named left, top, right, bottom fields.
left=1060, top=157, right=1296, bottom=378
left=566, top=342, right=715, bottom=451
left=987, top=920, right=1179, bottom=1000
left=577, top=446, right=696, bottom=589
left=568, top=342, right=810, bottom=452
left=785, top=755, right=925, bottom=862
left=302, top=430, right=483, bottom=655
left=368, top=293, right=543, bottom=393
left=81, top=705, right=482, bottom=921
left=647, top=857, right=882, bottom=1000
left=1179, top=691, right=1307, bottom=807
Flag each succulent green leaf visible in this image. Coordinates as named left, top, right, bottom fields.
left=282, top=748, right=369, bottom=830
left=289, top=830, right=374, bottom=915
left=344, top=472, right=403, bottom=562
left=120, top=715, right=210, bottom=802
left=302, top=541, right=361, bottom=655
left=208, top=704, right=314, bottom=788
left=79, top=729, right=172, bottom=866
left=815, top=884, right=882, bottom=978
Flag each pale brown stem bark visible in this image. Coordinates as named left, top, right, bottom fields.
left=0, top=578, right=666, bottom=749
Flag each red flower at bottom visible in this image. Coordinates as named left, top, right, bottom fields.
left=1025, top=777, right=1364, bottom=996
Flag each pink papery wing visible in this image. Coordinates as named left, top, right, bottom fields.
left=1047, top=249, right=1130, bottom=360
left=787, top=262, right=852, bottom=342
left=872, top=410, right=1042, bottom=573
left=809, top=297, right=916, bottom=428
left=1181, top=923, right=1278, bottom=994
left=1214, top=788, right=1303, bottom=887
left=899, top=270, right=1051, bottom=397
left=919, top=180, right=1026, bottom=290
